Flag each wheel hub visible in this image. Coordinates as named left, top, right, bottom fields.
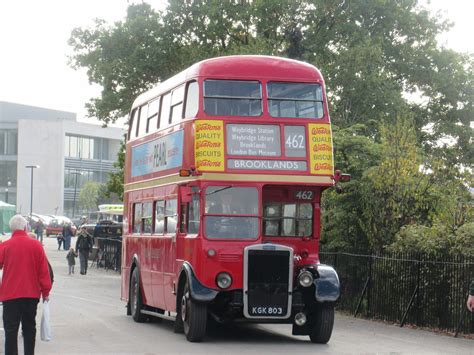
left=181, top=291, right=189, bottom=322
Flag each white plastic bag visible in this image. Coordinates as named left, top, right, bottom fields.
left=40, top=301, right=52, bottom=341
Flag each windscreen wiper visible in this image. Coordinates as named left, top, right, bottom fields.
left=205, top=186, right=232, bottom=196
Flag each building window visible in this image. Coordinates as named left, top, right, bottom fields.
left=0, top=130, right=18, bottom=155
left=65, top=135, right=112, bottom=160
left=0, top=161, right=17, bottom=187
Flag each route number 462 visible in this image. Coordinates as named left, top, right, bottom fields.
left=295, top=191, right=314, bottom=200
left=285, top=134, right=305, bottom=149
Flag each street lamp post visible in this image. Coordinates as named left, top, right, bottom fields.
left=25, top=165, right=39, bottom=218
left=71, top=170, right=82, bottom=218
left=5, top=180, right=11, bottom=204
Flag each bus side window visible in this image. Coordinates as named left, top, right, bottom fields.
left=133, top=203, right=142, bottom=234
left=138, top=104, right=148, bottom=137
left=184, top=81, right=198, bottom=118
left=188, top=195, right=200, bottom=234
left=129, top=109, right=138, bottom=140
left=146, top=98, right=160, bottom=133
left=155, top=200, right=164, bottom=234
left=179, top=204, right=186, bottom=233
left=142, top=202, right=153, bottom=234
left=170, top=85, right=184, bottom=124
left=159, top=93, right=171, bottom=129
left=165, top=199, right=177, bottom=234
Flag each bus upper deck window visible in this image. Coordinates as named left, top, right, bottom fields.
left=137, top=105, right=148, bottom=137
left=160, top=93, right=171, bottom=129
left=268, top=82, right=324, bottom=119
left=170, top=86, right=185, bottom=124
left=128, top=109, right=139, bottom=140
left=146, top=98, right=160, bottom=133
left=184, top=81, right=199, bottom=118
left=204, top=80, right=262, bottom=116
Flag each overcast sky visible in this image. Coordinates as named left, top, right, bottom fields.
left=0, top=0, right=472, bottom=128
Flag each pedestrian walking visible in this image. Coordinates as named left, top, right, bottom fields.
left=66, top=247, right=77, bottom=275
left=0, top=215, right=52, bottom=355
left=56, top=233, right=64, bottom=250
left=62, top=222, right=73, bottom=250
left=34, top=219, right=44, bottom=244
left=75, top=226, right=93, bottom=275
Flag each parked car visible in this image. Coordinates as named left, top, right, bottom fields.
left=46, top=217, right=77, bottom=236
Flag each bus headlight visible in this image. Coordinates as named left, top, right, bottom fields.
left=216, top=272, right=232, bottom=289
left=294, top=312, right=307, bottom=326
left=298, top=269, right=313, bottom=287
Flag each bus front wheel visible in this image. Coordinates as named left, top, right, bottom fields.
left=130, top=268, right=147, bottom=323
left=309, top=304, right=334, bottom=344
left=181, top=280, right=207, bottom=342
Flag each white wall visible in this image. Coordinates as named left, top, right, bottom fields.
left=16, top=120, right=65, bottom=215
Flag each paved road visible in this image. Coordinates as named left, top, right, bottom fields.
left=1, top=237, right=473, bottom=354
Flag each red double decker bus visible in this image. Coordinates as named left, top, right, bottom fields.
left=122, top=55, right=342, bottom=343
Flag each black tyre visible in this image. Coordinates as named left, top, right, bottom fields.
left=181, top=281, right=207, bottom=342
left=173, top=281, right=184, bottom=334
left=130, top=268, right=147, bottom=323
left=309, top=304, right=335, bottom=344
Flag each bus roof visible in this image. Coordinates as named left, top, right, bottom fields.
left=132, top=55, right=324, bottom=108
left=98, top=204, right=123, bottom=215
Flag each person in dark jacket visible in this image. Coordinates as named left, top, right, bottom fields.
left=0, top=215, right=52, bottom=355
left=62, top=222, right=73, bottom=250
left=75, top=226, right=93, bottom=275
left=34, top=220, right=44, bottom=244
left=467, top=280, right=474, bottom=312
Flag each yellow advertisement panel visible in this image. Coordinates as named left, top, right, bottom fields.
left=308, top=123, right=334, bottom=175
left=195, top=120, right=225, bottom=172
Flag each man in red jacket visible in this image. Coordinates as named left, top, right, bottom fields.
left=0, top=215, right=52, bottom=355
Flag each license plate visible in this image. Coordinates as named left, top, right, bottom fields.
left=249, top=306, right=284, bottom=316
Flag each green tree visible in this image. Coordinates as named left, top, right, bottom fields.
left=321, top=124, right=380, bottom=251
left=78, top=181, right=101, bottom=213
left=69, top=1, right=473, bottom=162
left=104, top=137, right=125, bottom=200
left=359, top=115, right=439, bottom=251
left=68, top=0, right=473, bottom=251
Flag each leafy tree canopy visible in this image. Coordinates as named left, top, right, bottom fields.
left=69, top=0, right=473, bottom=252
left=69, top=0, right=472, bottom=164
left=78, top=181, right=101, bottom=212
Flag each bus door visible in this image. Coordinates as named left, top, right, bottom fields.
left=161, top=197, right=179, bottom=311
left=133, top=202, right=154, bottom=306
left=150, top=200, right=165, bottom=309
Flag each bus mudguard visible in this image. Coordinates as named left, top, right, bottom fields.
left=181, top=262, right=218, bottom=303
left=314, top=264, right=340, bottom=302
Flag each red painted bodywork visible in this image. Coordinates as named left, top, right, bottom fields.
left=121, top=56, right=334, bottom=312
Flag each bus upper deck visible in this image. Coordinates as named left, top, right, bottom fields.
left=126, top=55, right=334, bottom=188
